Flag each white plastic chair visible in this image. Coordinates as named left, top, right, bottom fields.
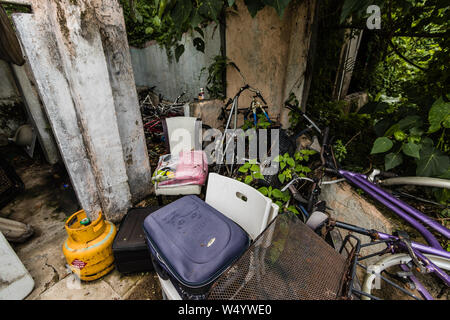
left=154, top=117, right=203, bottom=197
left=157, top=173, right=279, bottom=300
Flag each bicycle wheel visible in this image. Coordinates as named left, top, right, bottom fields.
left=379, top=176, right=450, bottom=189
left=361, top=253, right=450, bottom=300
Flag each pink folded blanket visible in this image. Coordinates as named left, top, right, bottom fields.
left=157, top=150, right=208, bottom=188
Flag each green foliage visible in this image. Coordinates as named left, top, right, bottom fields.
left=120, top=0, right=297, bottom=59
left=333, top=139, right=348, bottom=162
left=367, top=97, right=449, bottom=176
left=200, top=55, right=230, bottom=99
left=250, top=149, right=316, bottom=215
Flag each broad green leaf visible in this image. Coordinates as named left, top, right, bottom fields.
left=278, top=173, right=286, bottom=184
left=374, top=119, right=394, bottom=137
left=244, top=0, right=265, bottom=17
left=299, top=149, right=316, bottom=155
left=287, top=205, right=299, bottom=215
left=402, top=142, right=421, bottom=159
left=416, top=145, right=449, bottom=177
left=253, top=172, right=264, bottom=180
left=194, top=27, right=204, bottom=38
left=145, top=27, right=154, bottom=34
left=385, top=152, right=403, bottom=171
left=174, top=44, right=185, bottom=62
left=397, top=115, right=422, bottom=130
left=250, top=164, right=260, bottom=172
left=258, top=186, right=268, bottom=196
left=244, top=175, right=253, bottom=184
left=409, top=127, right=424, bottom=136
left=189, top=9, right=203, bottom=28
left=286, top=157, right=295, bottom=167
left=428, top=96, right=450, bottom=133
left=199, top=0, right=225, bottom=21
left=371, top=137, right=393, bottom=154
left=280, top=162, right=286, bottom=170
left=238, top=166, right=249, bottom=173
left=272, top=188, right=283, bottom=199
left=438, top=167, right=450, bottom=180
left=193, top=37, right=205, bottom=53
left=170, top=0, right=192, bottom=26
left=384, top=123, right=400, bottom=137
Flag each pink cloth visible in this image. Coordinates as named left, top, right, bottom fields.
left=158, top=150, right=208, bottom=187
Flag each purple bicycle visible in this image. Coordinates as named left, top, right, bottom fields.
left=284, top=104, right=450, bottom=300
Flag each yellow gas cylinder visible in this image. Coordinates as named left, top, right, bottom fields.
left=62, top=209, right=117, bottom=281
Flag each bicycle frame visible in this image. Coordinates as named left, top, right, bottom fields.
left=339, top=170, right=450, bottom=249
left=336, top=222, right=450, bottom=299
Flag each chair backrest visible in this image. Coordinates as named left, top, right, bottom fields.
left=164, top=117, right=201, bottom=155
left=205, top=173, right=275, bottom=240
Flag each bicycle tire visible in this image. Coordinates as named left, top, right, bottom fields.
left=361, top=253, right=450, bottom=300
left=379, top=176, right=450, bottom=189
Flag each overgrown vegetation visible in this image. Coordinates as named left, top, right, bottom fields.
left=300, top=0, right=449, bottom=206
left=237, top=149, right=317, bottom=214
left=120, top=0, right=299, bottom=61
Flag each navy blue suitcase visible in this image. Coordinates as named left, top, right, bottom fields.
left=143, top=195, right=250, bottom=299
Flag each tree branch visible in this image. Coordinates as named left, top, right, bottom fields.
left=389, top=40, right=427, bottom=71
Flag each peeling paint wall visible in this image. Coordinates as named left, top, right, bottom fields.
left=225, top=0, right=317, bottom=128
left=130, top=23, right=222, bottom=101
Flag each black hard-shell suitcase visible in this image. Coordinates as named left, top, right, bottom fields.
left=112, top=207, right=159, bottom=274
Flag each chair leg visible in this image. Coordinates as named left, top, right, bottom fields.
left=157, top=195, right=163, bottom=206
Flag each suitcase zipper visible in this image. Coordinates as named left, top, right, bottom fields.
left=146, top=231, right=249, bottom=289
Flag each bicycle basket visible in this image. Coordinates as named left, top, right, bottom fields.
left=207, top=212, right=354, bottom=300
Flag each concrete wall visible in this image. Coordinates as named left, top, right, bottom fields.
left=0, top=60, right=20, bottom=104
left=225, top=0, right=317, bottom=128
left=130, top=23, right=222, bottom=101
left=0, top=59, right=26, bottom=139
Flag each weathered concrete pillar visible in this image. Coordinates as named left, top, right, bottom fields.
left=12, top=2, right=103, bottom=220
left=9, top=0, right=151, bottom=221
left=225, top=0, right=317, bottom=128
left=94, top=1, right=152, bottom=203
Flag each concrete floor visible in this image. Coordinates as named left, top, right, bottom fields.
left=1, top=148, right=162, bottom=300
left=1, top=146, right=446, bottom=300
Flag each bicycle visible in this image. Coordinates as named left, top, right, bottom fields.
left=282, top=104, right=450, bottom=300
left=141, top=91, right=187, bottom=139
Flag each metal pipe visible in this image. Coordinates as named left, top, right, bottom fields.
left=347, top=171, right=450, bottom=240
left=340, top=171, right=443, bottom=249
left=376, top=232, right=450, bottom=259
